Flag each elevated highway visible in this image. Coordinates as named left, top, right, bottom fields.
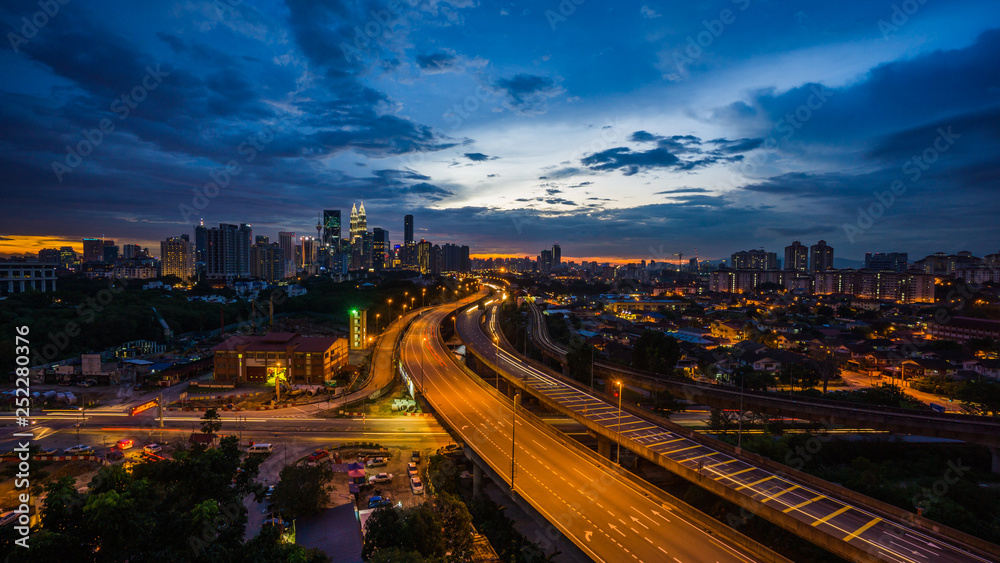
left=459, top=300, right=999, bottom=563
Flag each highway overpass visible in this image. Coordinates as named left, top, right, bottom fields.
left=401, top=292, right=784, bottom=563
left=524, top=301, right=1000, bottom=464
left=458, top=299, right=999, bottom=563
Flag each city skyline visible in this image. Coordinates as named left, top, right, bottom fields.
left=1, top=2, right=998, bottom=260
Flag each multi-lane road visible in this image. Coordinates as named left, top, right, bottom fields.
left=402, top=296, right=764, bottom=563
left=459, top=301, right=994, bottom=563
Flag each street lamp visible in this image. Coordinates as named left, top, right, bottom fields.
left=615, top=381, right=623, bottom=465
left=376, top=313, right=380, bottom=334
left=737, top=375, right=745, bottom=450
left=421, top=337, right=427, bottom=392
left=422, top=288, right=426, bottom=308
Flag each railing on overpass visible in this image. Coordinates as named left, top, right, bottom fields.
left=525, top=301, right=1000, bottom=441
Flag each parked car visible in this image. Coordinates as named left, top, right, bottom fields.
left=265, top=485, right=275, bottom=500
left=411, top=450, right=421, bottom=463
left=307, top=449, right=328, bottom=462
left=368, top=472, right=393, bottom=484
left=116, top=439, right=134, bottom=450
left=407, top=463, right=418, bottom=478
left=78, top=380, right=94, bottom=388
left=410, top=477, right=424, bottom=495
left=143, top=443, right=162, bottom=454
left=0, top=511, right=17, bottom=527
left=367, top=496, right=392, bottom=509
left=106, top=450, right=124, bottom=461
left=64, top=445, right=94, bottom=455
left=437, top=444, right=461, bottom=456
left=366, top=456, right=387, bottom=467
left=37, top=447, right=57, bottom=456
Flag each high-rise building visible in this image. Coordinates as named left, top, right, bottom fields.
left=206, top=224, right=237, bottom=281
left=552, top=243, right=561, bottom=267
left=730, top=249, right=777, bottom=270
left=251, top=243, right=285, bottom=283
left=810, top=240, right=834, bottom=272
left=864, top=252, right=908, bottom=272
left=372, top=228, right=388, bottom=270
left=194, top=220, right=207, bottom=263
left=38, top=248, right=60, bottom=264
left=59, top=247, right=76, bottom=268
left=417, top=240, right=432, bottom=274
left=540, top=249, right=553, bottom=273
left=82, top=238, right=104, bottom=263
left=299, top=236, right=317, bottom=268
left=404, top=214, right=414, bottom=244
left=161, top=236, right=195, bottom=280
left=278, top=231, right=295, bottom=263
left=102, top=241, right=119, bottom=262
left=350, top=308, right=368, bottom=350
left=323, top=210, right=341, bottom=249
left=255, top=235, right=269, bottom=246
left=236, top=224, right=252, bottom=276
left=784, top=241, right=808, bottom=272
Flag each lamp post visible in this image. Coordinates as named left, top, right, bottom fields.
left=422, top=288, right=426, bottom=308
left=494, top=335, right=500, bottom=389
left=421, top=337, right=427, bottom=392
left=737, top=375, right=745, bottom=450
left=376, top=313, right=380, bottom=334
left=615, top=381, right=623, bottom=465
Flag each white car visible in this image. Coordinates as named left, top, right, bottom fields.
left=368, top=472, right=393, bottom=484
left=64, top=445, right=94, bottom=455
left=143, top=443, right=162, bottom=454
left=407, top=463, right=418, bottom=478
left=410, top=477, right=424, bottom=495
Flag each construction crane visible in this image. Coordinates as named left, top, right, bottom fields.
left=674, top=252, right=684, bottom=272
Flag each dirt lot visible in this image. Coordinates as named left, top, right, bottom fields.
left=332, top=444, right=432, bottom=511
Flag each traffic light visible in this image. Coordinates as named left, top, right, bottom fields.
left=613, top=390, right=619, bottom=398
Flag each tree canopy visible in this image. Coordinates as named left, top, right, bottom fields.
left=631, top=330, right=680, bottom=374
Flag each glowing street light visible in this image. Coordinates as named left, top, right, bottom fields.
left=615, top=381, right=623, bottom=465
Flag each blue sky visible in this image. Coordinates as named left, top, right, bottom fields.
left=1, top=0, right=999, bottom=262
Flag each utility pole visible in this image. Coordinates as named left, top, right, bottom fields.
left=511, top=392, right=519, bottom=493
left=158, top=394, right=164, bottom=428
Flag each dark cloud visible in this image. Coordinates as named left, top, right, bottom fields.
left=656, top=188, right=711, bottom=194
left=492, top=73, right=564, bottom=115
left=416, top=51, right=459, bottom=73
left=464, top=152, right=498, bottom=162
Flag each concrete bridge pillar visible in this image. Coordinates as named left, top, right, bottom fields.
left=991, top=446, right=1000, bottom=475
left=597, top=437, right=612, bottom=460
left=473, top=462, right=484, bottom=498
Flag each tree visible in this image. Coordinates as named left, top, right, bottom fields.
left=956, top=381, right=1000, bottom=417
left=566, top=341, right=596, bottom=386
left=201, top=408, right=222, bottom=438
left=652, top=390, right=685, bottom=418
left=809, top=352, right=841, bottom=394
left=632, top=330, right=680, bottom=374
left=271, top=461, right=337, bottom=521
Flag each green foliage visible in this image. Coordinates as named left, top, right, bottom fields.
left=201, top=408, right=223, bottom=437
left=362, top=494, right=473, bottom=562
left=565, top=341, right=596, bottom=386
left=956, top=381, right=1000, bottom=416
left=0, top=434, right=323, bottom=562
left=825, top=383, right=929, bottom=410
left=271, top=461, right=337, bottom=521
left=631, top=330, right=680, bottom=374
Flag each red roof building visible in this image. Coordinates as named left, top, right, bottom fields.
left=212, top=332, right=348, bottom=385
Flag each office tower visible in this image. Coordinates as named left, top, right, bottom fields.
left=59, top=247, right=76, bottom=268
left=350, top=204, right=358, bottom=242
left=278, top=231, right=295, bottom=262
left=810, top=240, right=834, bottom=272
left=236, top=224, right=252, bottom=276
left=357, top=202, right=367, bottom=238
left=784, top=241, right=809, bottom=272
left=430, top=244, right=442, bottom=275
left=540, top=249, right=553, bottom=273
left=255, top=235, right=269, bottom=245
left=251, top=243, right=285, bottom=283
left=103, top=241, right=119, bottom=262
left=194, top=220, right=207, bottom=263
left=864, top=252, right=908, bottom=272
left=300, top=236, right=317, bottom=268
left=323, top=210, right=341, bottom=249
left=417, top=240, right=432, bottom=274
left=82, top=238, right=104, bottom=263
left=38, top=248, right=60, bottom=264
left=206, top=224, right=238, bottom=281
left=552, top=243, right=561, bottom=267
left=161, top=236, right=195, bottom=280
left=350, top=308, right=368, bottom=350
left=120, top=244, right=139, bottom=259
left=404, top=214, right=414, bottom=244
left=372, top=228, right=388, bottom=270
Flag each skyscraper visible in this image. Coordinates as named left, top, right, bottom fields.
left=730, top=249, right=777, bottom=270
left=864, top=252, right=908, bottom=272
left=323, top=210, right=341, bottom=249
left=194, top=220, right=207, bottom=263
left=417, top=240, right=432, bottom=274
left=251, top=243, right=285, bottom=283
left=278, top=231, right=295, bottom=262
left=372, top=228, right=388, bottom=270
left=161, top=236, right=195, bottom=280
left=784, top=241, right=809, bottom=272
left=552, top=243, right=561, bottom=267
left=404, top=214, right=414, bottom=244
left=102, top=240, right=119, bottom=262
left=83, top=238, right=103, bottom=263
left=236, top=224, right=252, bottom=276
left=810, top=240, right=834, bottom=272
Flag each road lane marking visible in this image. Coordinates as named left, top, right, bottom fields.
left=844, top=517, right=882, bottom=541
left=735, top=476, right=775, bottom=491
left=705, top=459, right=737, bottom=469
left=812, top=505, right=851, bottom=527
left=761, top=484, right=799, bottom=503
left=714, top=467, right=755, bottom=481
left=664, top=445, right=700, bottom=456
left=783, top=494, right=826, bottom=513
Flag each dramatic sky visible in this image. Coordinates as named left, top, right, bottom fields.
left=2, top=0, right=999, bottom=262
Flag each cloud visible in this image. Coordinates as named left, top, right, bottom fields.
left=656, top=188, right=711, bottom=194
left=464, top=152, right=499, bottom=162
left=416, top=51, right=460, bottom=73
left=492, top=73, right=565, bottom=115
left=640, top=5, right=662, bottom=19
